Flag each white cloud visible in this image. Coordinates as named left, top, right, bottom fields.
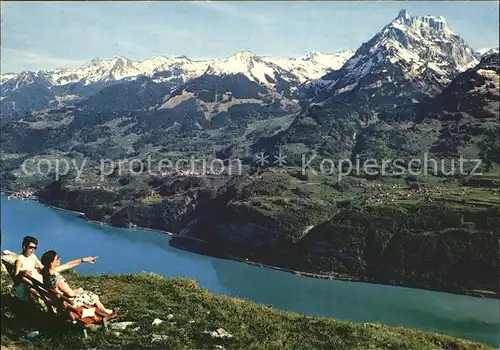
left=1, top=48, right=86, bottom=72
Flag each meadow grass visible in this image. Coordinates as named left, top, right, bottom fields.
left=0, top=270, right=492, bottom=349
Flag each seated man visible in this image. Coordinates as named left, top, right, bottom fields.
left=40, top=250, right=118, bottom=317
left=14, top=236, right=44, bottom=300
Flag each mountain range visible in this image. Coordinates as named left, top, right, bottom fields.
left=1, top=10, right=498, bottom=173
left=0, top=50, right=353, bottom=118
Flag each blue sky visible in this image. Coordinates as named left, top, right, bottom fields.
left=1, top=1, right=499, bottom=73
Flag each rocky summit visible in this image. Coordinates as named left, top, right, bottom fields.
left=308, top=10, right=478, bottom=108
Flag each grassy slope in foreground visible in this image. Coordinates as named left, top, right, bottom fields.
left=0, top=270, right=491, bottom=349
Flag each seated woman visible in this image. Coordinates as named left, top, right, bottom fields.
left=40, top=250, right=118, bottom=317
left=14, top=236, right=44, bottom=300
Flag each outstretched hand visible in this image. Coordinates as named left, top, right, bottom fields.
left=83, top=256, right=99, bottom=264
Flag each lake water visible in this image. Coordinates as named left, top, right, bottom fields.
left=1, top=194, right=498, bottom=346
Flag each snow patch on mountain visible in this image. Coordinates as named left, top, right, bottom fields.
left=263, top=50, right=354, bottom=81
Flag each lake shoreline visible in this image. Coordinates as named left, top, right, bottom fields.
left=5, top=192, right=498, bottom=300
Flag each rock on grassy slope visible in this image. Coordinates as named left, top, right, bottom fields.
left=0, top=264, right=492, bottom=349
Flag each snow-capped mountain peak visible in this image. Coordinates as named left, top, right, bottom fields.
left=302, top=51, right=323, bottom=61
left=231, top=50, right=256, bottom=60
left=88, top=57, right=103, bottom=67
left=311, top=10, right=478, bottom=108
left=397, top=9, right=410, bottom=21
left=301, top=51, right=346, bottom=63
left=83, top=55, right=130, bottom=70
left=390, top=9, right=454, bottom=37
left=384, top=10, right=476, bottom=71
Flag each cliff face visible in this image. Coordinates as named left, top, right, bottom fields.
left=35, top=174, right=222, bottom=233
left=292, top=205, right=499, bottom=292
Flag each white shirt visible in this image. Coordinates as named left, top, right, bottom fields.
left=14, top=253, right=43, bottom=300
left=16, top=254, right=38, bottom=272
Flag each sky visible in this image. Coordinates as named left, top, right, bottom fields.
left=1, top=1, right=499, bottom=73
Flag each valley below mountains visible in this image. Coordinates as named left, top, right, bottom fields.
left=1, top=10, right=499, bottom=297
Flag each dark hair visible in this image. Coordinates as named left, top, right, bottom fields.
left=22, top=236, right=38, bottom=252
left=40, top=250, right=58, bottom=275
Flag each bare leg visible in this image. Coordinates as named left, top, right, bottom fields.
left=94, top=299, right=113, bottom=315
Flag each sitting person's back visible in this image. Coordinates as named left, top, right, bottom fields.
left=14, top=236, right=43, bottom=300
